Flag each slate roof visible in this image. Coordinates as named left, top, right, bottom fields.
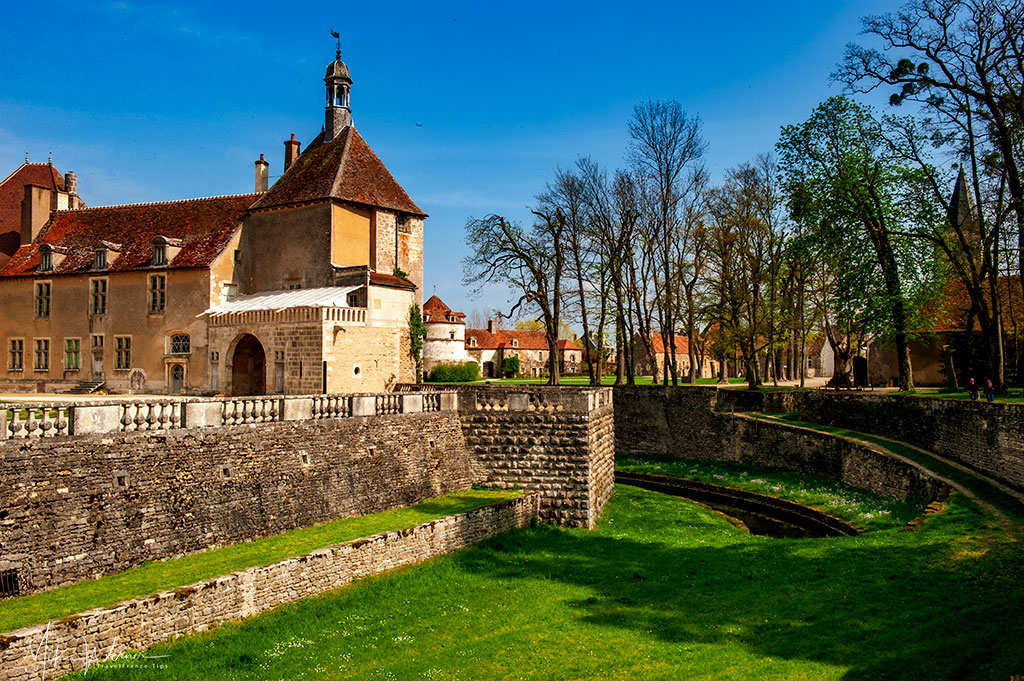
left=0, top=163, right=67, bottom=268
left=250, top=127, right=426, bottom=217
left=0, top=193, right=258, bottom=278
left=422, top=294, right=466, bottom=323
left=465, top=328, right=581, bottom=352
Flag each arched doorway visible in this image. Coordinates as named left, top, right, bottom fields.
left=169, top=364, right=185, bottom=393
left=231, top=334, right=266, bottom=396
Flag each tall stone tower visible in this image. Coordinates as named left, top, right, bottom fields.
left=324, top=49, right=352, bottom=141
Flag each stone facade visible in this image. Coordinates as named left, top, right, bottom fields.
left=0, top=410, right=472, bottom=595
left=0, top=495, right=539, bottom=681
left=613, top=386, right=943, bottom=501
left=459, top=387, right=615, bottom=528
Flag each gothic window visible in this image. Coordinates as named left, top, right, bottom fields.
left=8, top=339, right=23, bottom=371
left=149, top=275, right=166, bottom=313
left=115, top=336, right=131, bottom=370
left=33, top=338, right=49, bottom=371
left=64, top=338, right=80, bottom=371
left=90, top=279, right=107, bottom=315
left=34, top=282, right=51, bottom=318
left=170, top=334, right=191, bottom=355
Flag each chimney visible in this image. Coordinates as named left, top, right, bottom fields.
left=254, top=154, right=269, bottom=193
left=487, top=319, right=495, bottom=334
left=283, top=133, right=301, bottom=173
left=64, top=171, right=77, bottom=196
left=21, top=184, right=53, bottom=245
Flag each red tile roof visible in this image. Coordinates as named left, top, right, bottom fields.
left=0, top=163, right=67, bottom=267
left=465, top=328, right=581, bottom=351
left=369, top=271, right=416, bottom=290
left=422, top=294, right=466, bottom=322
left=251, top=128, right=426, bottom=217
left=0, top=194, right=258, bottom=278
left=649, top=333, right=691, bottom=355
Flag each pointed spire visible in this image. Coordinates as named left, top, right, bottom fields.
left=947, top=167, right=976, bottom=231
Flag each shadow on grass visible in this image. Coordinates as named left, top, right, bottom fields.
left=453, top=492, right=1023, bottom=681
left=77, top=486, right=1024, bottom=681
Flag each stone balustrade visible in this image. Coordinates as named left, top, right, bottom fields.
left=0, top=390, right=459, bottom=440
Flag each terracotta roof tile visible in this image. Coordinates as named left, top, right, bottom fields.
left=649, top=334, right=691, bottom=355
left=0, top=163, right=67, bottom=267
left=369, top=271, right=416, bottom=290
left=423, top=294, right=465, bottom=322
left=251, top=128, right=426, bottom=216
left=465, top=328, right=581, bottom=351
left=0, top=194, right=257, bottom=278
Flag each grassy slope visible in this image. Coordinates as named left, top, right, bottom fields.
left=0, top=488, right=519, bottom=632
left=77, top=470, right=1023, bottom=681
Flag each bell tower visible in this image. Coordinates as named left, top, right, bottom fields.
left=324, top=37, right=352, bottom=141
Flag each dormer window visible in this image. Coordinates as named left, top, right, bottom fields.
left=37, top=244, right=66, bottom=272
left=151, top=236, right=183, bottom=267
left=511, top=339, right=519, bottom=348
left=468, top=337, right=478, bottom=348
left=94, top=248, right=107, bottom=270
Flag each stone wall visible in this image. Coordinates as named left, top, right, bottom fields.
left=0, top=494, right=539, bottom=681
left=793, top=392, right=1024, bottom=491
left=458, top=387, right=615, bottom=528
left=0, top=410, right=472, bottom=595
left=613, top=386, right=942, bottom=501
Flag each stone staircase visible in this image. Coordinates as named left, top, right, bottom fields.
left=64, top=380, right=105, bottom=394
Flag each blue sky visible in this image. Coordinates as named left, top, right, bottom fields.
left=1, top=0, right=898, bottom=319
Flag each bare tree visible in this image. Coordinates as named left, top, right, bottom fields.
left=463, top=213, right=565, bottom=384
left=627, top=100, right=708, bottom=385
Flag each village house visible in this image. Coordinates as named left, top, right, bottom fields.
left=631, top=333, right=717, bottom=379
left=0, top=51, right=424, bottom=396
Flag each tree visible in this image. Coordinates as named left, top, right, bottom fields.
left=409, top=304, right=427, bottom=383
left=627, top=100, right=708, bottom=384
left=836, top=0, right=1024, bottom=371
left=463, top=213, right=565, bottom=385
left=778, top=96, right=940, bottom=391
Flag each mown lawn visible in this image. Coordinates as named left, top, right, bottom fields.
left=427, top=376, right=745, bottom=386
left=78, top=462, right=1023, bottom=680
left=0, top=488, right=519, bottom=632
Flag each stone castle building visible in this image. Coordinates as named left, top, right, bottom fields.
left=0, top=52, right=424, bottom=396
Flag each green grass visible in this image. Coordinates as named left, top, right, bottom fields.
left=0, top=488, right=519, bottom=633
left=431, top=376, right=744, bottom=386
left=616, top=455, right=923, bottom=532
left=74, top=469, right=1023, bottom=680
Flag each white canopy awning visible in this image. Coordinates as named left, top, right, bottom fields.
left=203, top=286, right=360, bottom=317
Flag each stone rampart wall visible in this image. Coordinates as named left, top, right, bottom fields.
left=793, top=392, right=1024, bottom=491
left=0, top=493, right=539, bottom=681
left=458, top=387, right=614, bottom=528
left=1, top=411, right=473, bottom=596
left=613, top=386, right=942, bottom=501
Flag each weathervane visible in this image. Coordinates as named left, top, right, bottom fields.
left=330, top=29, right=340, bottom=60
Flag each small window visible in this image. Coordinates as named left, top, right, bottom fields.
left=33, top=338, right=49, bottom=371
left=450, top=331, right=455, bottom=339
left=347, top=292, right=358, bottom=307
left=170, top=334, right=191, bottom=355
left=274, top=350, right=285, bottom=361
left=149, top=275, right=166, bottom=313
left=224, top=283, right=238, bottom=300
left=210, top=351, right=220, bottom=362
left=34, top=282, right=51, bottom=318
left=94, top=249, right=108, bottom=270
left=92, top=334, right=104, bottom=350
left=39, top=250, right=53, bottom=272
left=115, top=336, right=131, bottom=370
left=233, top=249, right=242, bottom=262
left=468, top=337, right=477, bottom=348
left=511, top=339, right=519, bottom=348
left=90, top=279, right=107, bottom=315
left=153, top=244, right=167, bottom=266
left=64, top=338, right=80, bottom=371
left=286, top=281, right=302, bottom=290
left=8, top=339, right=24, bottom=371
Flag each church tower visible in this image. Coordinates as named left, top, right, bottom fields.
left=324, top=46, right=352, bottom=141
